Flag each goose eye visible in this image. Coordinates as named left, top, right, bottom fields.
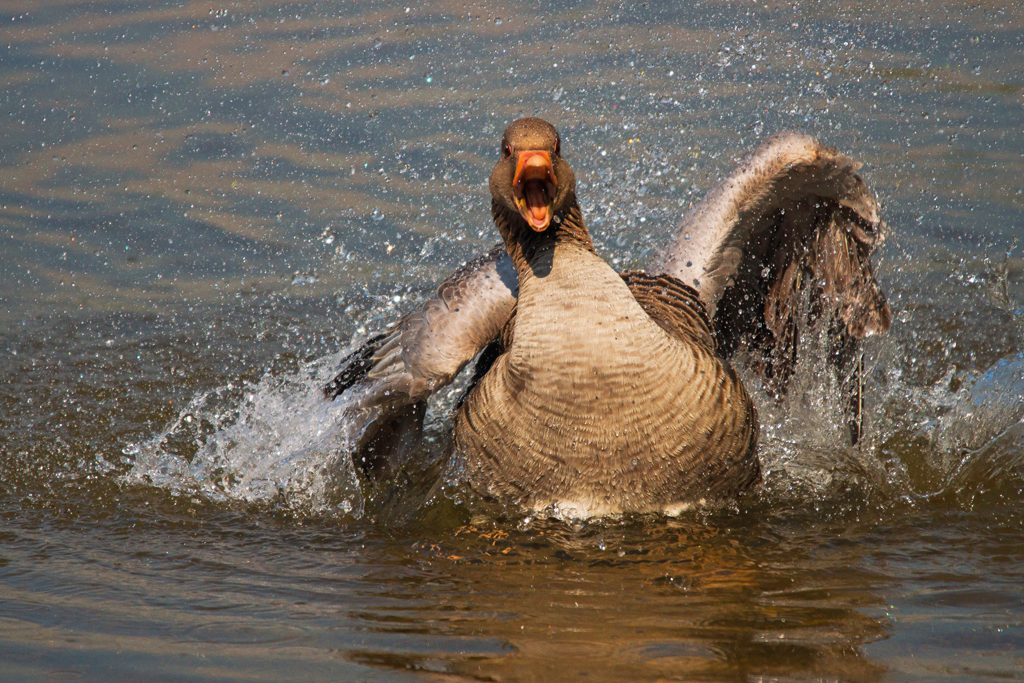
left=554, top=139, right=561, bottom=156
left=502, top=142, right=512, bottom=158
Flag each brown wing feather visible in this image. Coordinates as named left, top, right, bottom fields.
left=619, top=271, right=716, bottom=350
left=655, top=132, right=889, bottom=444
left=657, top=131, right=887, bottom=332
left=324, top=243, right=517, bottom=407
left=323, top=244, right=517, bottom=475
left=717, top=196, right=890, bottom=389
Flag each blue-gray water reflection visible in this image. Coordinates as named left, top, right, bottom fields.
left=1, top=0, right=1023, bottom=680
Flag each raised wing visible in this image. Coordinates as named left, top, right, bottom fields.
left=325, top=243, right=517, bottom=408
left=323, top=244, right=517, bottom=478
left=656, top=131, right=890, bottom=441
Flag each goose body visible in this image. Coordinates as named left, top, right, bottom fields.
left=325, top=118, right=890, bottom=518
left=456, top=238, right=758, bottom=516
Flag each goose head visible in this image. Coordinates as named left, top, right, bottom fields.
left=489, top=117, right=577, bottom=234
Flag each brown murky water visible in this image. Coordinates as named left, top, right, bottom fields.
left=2, top=1, right=1023, bottom=680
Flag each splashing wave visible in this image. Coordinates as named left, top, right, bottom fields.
left=123, top=350, right=375, bottom=516
left=124, top=330, right=1024, bottom=519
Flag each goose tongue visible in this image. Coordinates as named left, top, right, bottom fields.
left=513, top=151, right=557, bottom=231
left=524, top=182, right=548, bottom=224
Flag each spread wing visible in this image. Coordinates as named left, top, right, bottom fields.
left=656, top=131, right=890, bottom=441
left=325, top=243, right=517, bottom=406
left=323, top=244, right=517, bottom=477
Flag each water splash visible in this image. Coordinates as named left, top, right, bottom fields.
left=861, top=339, right=1024, bottom=509
left=123, top=350, right=374, bottom=516
left=123, top=304, right=1024, bottom=520
left=742, top=320, right=897, bottom=506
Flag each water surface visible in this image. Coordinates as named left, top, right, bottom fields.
left=2, top=0, right=1023, bottom=680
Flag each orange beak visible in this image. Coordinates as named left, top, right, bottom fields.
left=512, top=150, right=557, bottom=231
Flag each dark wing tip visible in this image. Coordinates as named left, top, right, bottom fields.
left=323, top=331, right=390, bottom=400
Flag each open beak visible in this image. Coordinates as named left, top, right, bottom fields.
left=512, top=151, right=557, bottom=232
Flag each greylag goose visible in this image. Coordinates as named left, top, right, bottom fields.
left=325, top=118, right=890, bottom=517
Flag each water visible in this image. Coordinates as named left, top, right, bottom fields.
left=2, top=0, right=1023, bottom=679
